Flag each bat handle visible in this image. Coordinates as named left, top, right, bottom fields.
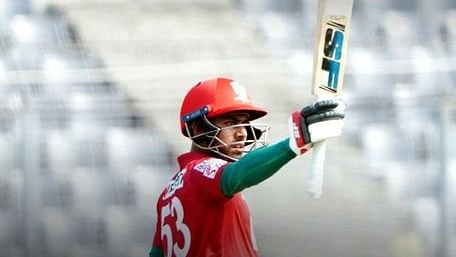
left=307, top=139, right=327, bottom=198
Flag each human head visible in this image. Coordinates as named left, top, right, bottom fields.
left=180, top=77, right=270, bottom=161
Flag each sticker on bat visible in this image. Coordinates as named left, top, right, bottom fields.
left=319, top=20, right=346, bottom=93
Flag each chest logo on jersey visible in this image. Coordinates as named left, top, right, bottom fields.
left=194, top=158, right=227, bottom=179
left=163, top=169, right=186, bottom=200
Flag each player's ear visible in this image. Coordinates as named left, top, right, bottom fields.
left=192, top=118, right=216, bottom=134
left=189, top=121, right=200, bottom=135
left=188, top=119, right=216, bottom=147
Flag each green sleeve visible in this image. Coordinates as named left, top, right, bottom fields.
left=149, top=247, right=163, bottom=257
left=221, top=138, right=296, bottom=197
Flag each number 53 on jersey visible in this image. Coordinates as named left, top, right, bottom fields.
left=161, top=196, right=191, bottom=257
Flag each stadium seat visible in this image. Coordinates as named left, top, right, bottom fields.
left=40, top=176, right=73, bottom=208
left=41, top=208, right=71, bottom=257
left=8, top=13, right=78, bottom=48
left=71, top=168, right=105, bottom=217
left=104, top=206, right=133, bottom=257
left=69, top=215, right=108, bottom=257
left=105, top=127, right=174, bottom=172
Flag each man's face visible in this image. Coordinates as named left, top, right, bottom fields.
left=210, top=112, right=250, bottom=160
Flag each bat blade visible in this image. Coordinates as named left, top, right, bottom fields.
left=307, top=0, right=353, bottom=198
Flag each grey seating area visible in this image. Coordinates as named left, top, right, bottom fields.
left=0, top=1, right=173, bottom=257
left=1, top=0, right=456, bottom=257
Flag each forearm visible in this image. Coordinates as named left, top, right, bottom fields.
left=221, top=138, right=296, bottom=196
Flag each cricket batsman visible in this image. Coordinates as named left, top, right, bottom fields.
left=149, top=77, right=345, bottom=257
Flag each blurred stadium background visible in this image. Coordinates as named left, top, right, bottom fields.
left=0, top=0, right=455, bottom=256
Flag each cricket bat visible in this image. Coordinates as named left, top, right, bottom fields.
left=307, top=0, right=353, bottom=198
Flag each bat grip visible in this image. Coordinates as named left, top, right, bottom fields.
left=307, top=140, right=327, bottom=198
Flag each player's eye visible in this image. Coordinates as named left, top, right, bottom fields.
left=224, top=120, right=235, bottom=126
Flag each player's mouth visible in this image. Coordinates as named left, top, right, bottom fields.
left=229, top=142, right=244, bottom=152
left=231, top=142, right=244, bottom=148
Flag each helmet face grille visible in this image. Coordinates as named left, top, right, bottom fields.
left=184, top=116, right=270, bottom=161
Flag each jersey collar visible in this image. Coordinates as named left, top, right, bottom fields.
left=177, top=151, right=212, bottom=169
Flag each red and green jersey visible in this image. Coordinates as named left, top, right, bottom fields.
left=152, top=151, right=260, bottom=257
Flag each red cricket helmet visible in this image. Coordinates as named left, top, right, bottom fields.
left=179, top=77, right=267, bottom=136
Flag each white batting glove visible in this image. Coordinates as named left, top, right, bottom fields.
left=288, top=99, right=345, bottom=155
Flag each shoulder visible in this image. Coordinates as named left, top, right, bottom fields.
left=190, top=157, right=229, bottom=179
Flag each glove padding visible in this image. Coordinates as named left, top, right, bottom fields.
left=288, top=99, right=345, bottom=155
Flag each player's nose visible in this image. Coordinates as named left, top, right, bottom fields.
left=234, top=125, right=248, bottom=140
